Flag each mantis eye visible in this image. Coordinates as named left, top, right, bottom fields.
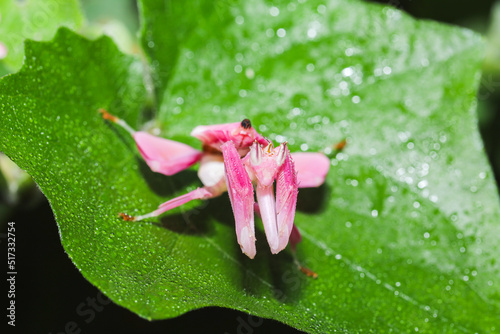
left=241, top=118, right=252, bottom=129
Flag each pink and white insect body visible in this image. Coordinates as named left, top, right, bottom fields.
left=225, top=141, right=299, bottom=256
left=100, top=110, right=330, bottom=259
left=191, top=119, right=268, bottom=154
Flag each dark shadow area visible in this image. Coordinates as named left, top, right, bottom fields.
left=137, top=158, right=200, bottom=197
left=296, top=183, right=329, bottom=213
left=137, top=105, right=157, bottom=125
left=156, top=207, right=214, bottom=236
left=479, top=94, right=500, bottom=188
left=203, top=194, right=237, bottom=228
left=268, top=251, right=306, bottom=304
left=236, top=232, right=308, bottom=305
left=231, top=208, right=309, bottom=304
left=368, top=0, right=495, bottom=27
left=236, top=226, right=275, bottom=297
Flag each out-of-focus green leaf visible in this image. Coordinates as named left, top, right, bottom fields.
left=0, top=0, right=83, bottom=72
left=80, top=0, right=140, bottom=55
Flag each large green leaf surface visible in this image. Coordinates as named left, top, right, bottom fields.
left=1, top=0, right=500, bottom=332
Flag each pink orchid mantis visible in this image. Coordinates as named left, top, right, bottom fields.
left=100, top=109, right=330, bottom=259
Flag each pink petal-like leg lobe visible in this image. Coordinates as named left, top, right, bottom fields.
left=133, top=187, right=215, bottom=221
left=291, top=152, right=330, bottom=188
left=100, top=109, right=203, bottom=176
left=276, top=145, right=298, bottom=252
left=221, top=141, right=256, bottom=259
left=256, top=184, right=279, bottom=253
left=133, top=132, right=202, bottom=176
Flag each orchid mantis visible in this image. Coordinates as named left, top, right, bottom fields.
left=100, top=109, right=330, bottom=260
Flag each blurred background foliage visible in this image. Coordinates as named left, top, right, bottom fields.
left=0, top=0, right=499, bottom=333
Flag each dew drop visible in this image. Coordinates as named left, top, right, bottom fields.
left=229, top=52, right=241, bottom=62
left=245, top=68, right=255, bottom=79
left=341, top=67, right=354, bottom=77
left=270, top=6, right=280, bottom=16
left=235, top=16, right=244, bottom=24
left=307, top=28, right=317, bottom=38
left=418, top=180, right=428, bottom=189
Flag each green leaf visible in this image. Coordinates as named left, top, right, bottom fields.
left=138, top=0, right=218, bottom=106
left=0, top=0, right=83, bottom=72
left=1, top=0, right=500, bottom=332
